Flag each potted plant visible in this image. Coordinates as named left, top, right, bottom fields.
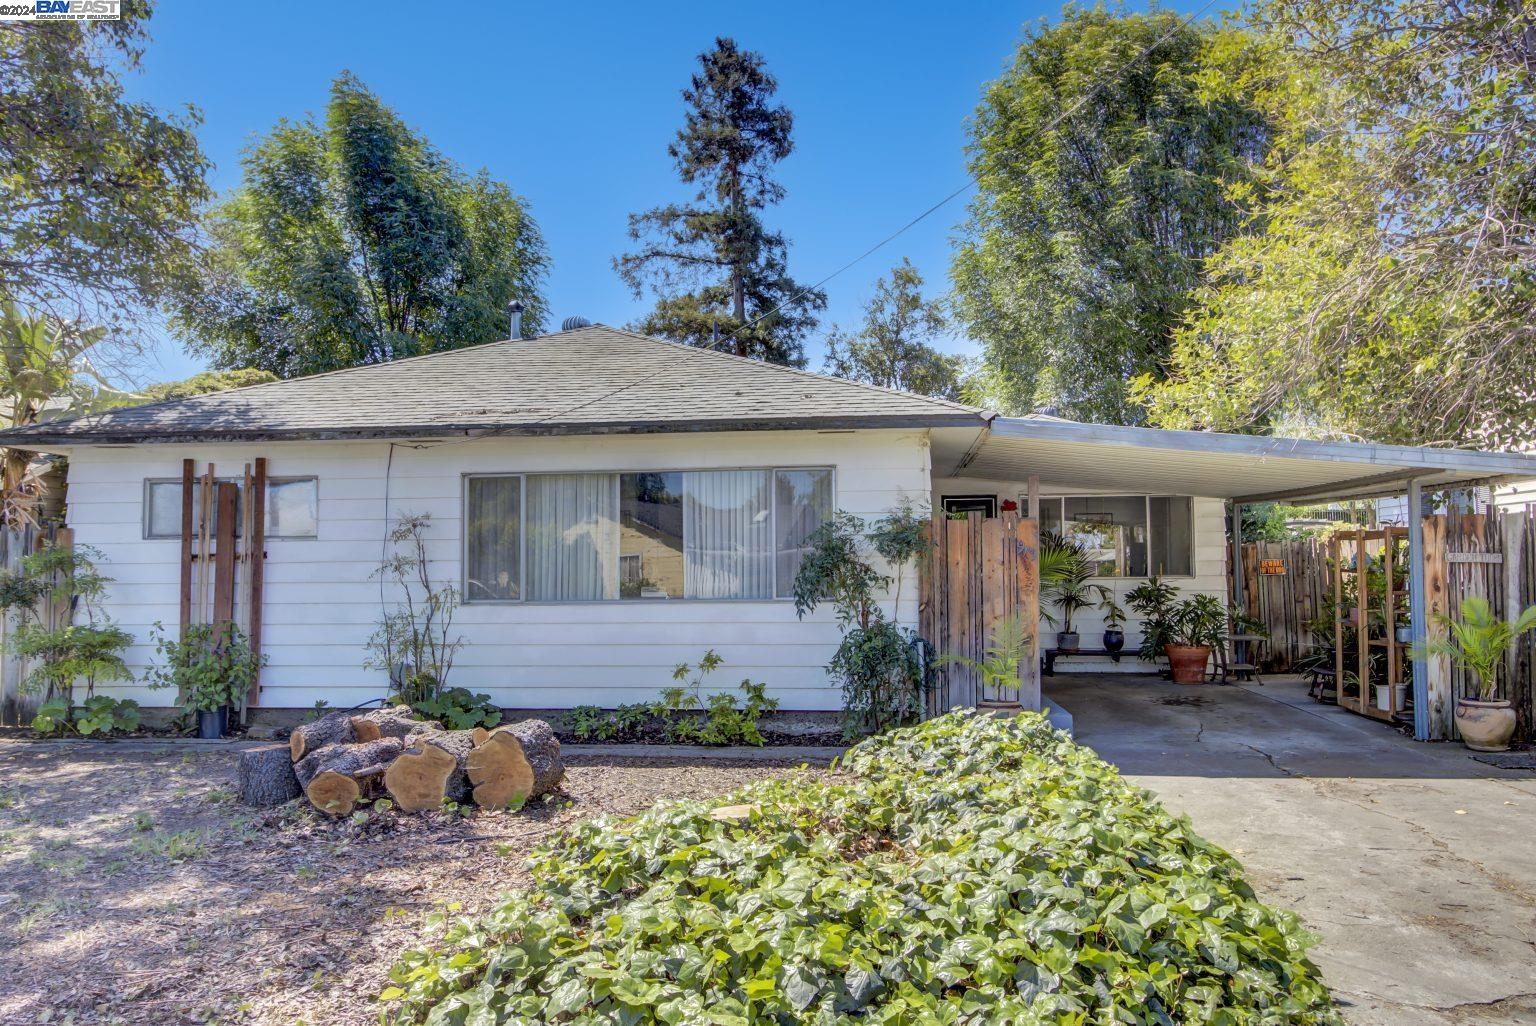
left=147, top=622, right=265, bottom=738
left=1412, top=597, right=1536, bottom=752
left=1040, top=536, right=1110, bottom=653
left=1101, top=598, right=1127, bottom=654
left=1162, top=594, right=1227, bottom=684
left=1126, top=576, right=1179, bottom=663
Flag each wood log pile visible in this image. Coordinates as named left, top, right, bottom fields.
left=237, top=705, right=564, bottom=815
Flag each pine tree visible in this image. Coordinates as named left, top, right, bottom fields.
left=616, top=38, right=823, bottom=366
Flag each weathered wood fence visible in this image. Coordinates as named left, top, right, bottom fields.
left=919, top=515, right=1040, bottom=715
left=0, top=522, right=67, bottom=727
left=1241, top=506, right=1536, bottom=741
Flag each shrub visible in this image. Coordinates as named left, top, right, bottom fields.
left=399, top=686, right=501, bottom=730
left=382, top=711, right=1340, bottom=1025
left=145, top=622, right=264, bottom=713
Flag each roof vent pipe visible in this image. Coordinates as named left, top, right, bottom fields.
left=507, top=299, right=524, bottom=340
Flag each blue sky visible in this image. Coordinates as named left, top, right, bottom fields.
left=123, top=0, right=1191, bottom=384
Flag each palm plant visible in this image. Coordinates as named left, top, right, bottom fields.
left=939, top=613, right=1029, bottom=702
left=1039, top=533, right=1110, bottom=639
left=1412, top=597, right=1536, bottom=702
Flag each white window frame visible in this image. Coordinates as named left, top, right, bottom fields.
left=462, top=466, right=835, bottom=604
left=1034, top=493, right=1196, bottom=579
left=143, top=476, right=319, bottom=540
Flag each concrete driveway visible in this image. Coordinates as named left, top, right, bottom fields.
left=1047, top=673, right=1536, bottom=1026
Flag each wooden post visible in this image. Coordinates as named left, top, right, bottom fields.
left=1026, top=475, right=1040, bottom=522
left=1355, top=529, right=1369, bottom=716
left=1015, top=516, right=1040, bottom=711
left=946, top=519, right=972, bottom=707
left=1422, top=513, right=1452, bottom=739
left=247, top=458, right=268, bottom=708
left=1503, top=512, right=1524, bottom=696
left=179, top=459, right=194, bottom=635
left=212, top=482, right=237, bottom=627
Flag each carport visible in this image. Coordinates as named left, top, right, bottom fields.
left=929, top=415, right=1536, bottom=739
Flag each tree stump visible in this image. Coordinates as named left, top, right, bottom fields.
left=466, top=719, right=564, bottom=810
left=351, top=705, right=438, bottom=743
left=384, top=730, right=476, bottom=811
left=289, top=711, right=357, bottom=762
left=293, top=736, right=405, bottom=815
left=236, top=744, right=301, bottom=806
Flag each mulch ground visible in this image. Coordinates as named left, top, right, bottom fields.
left=0, top=741, right=823, bottom=1026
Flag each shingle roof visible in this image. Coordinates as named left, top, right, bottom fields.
left=0, top=325, right=984, bottom=446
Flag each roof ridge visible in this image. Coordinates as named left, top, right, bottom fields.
left=595, top=325, right=980, bottom=414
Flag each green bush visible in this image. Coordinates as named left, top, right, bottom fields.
left=382, top=711, right=1340, bottom=1025
left=399, top=686, right=501, bottom=730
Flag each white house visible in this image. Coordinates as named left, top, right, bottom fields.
left=5, top=323, right=1535, bottom=727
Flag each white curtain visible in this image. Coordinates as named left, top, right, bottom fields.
left=525, top=474, right=618, bottom=601
left=684, top=470, right=773, bottom=599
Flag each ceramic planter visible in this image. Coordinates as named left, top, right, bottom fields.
left=197, top=706, right=229, bottom=740
left=1165, top=645, right=1210, bottom=685
left=1102, top=628, right=1125, bottom=654
left=1454, top=697, right=1516, bottom=752
left=1056, top=631, right=1080, bottom=653
left=1395, top=625, right=1413, bottom=644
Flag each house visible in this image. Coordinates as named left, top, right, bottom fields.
left=3, top=323, right=1535, bottom=734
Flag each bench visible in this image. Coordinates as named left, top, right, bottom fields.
left=1042, top=649, right=1124, bottom=676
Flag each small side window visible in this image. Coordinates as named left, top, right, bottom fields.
left=144, top=477, right=318, bottom=539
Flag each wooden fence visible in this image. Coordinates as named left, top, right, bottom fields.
left=1240, top=505, right=1536, bottom=741
left=919, top=514, right=1040, bottom=715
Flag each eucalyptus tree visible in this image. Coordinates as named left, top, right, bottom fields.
left=173, top=73, right=548, bottom=377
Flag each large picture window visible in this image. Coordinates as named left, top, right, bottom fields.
left=145, top=477, right=318, bottom=540
left=465, top=468, right=832, bottom=602
left=1038, top=494, right=1193, bottom=577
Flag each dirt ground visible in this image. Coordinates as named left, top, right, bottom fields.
left=0, top=740, right=820, bottom=1026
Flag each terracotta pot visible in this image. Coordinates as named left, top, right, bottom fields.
left=1455, top=697, right=1516, bottom=752
left=1165, top=645, right=1210, bottom=685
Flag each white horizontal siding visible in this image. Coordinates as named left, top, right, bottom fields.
left=67, top=430, right=931, bottom=711
left=934, top=476, right=1229, bottom=673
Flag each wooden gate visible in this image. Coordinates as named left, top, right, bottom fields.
left=919, top=514, right=1040, bottom=714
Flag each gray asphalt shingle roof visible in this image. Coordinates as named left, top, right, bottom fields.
left=0, top=325, right=984, bottom=445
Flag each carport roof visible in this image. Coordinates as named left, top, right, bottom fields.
left=942, top=415, right=1536, bottom=502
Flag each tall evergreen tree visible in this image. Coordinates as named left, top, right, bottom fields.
left=616, top=37, right=824, bottom=366
left=171, top=73, right=548, bottom=378
left=823, top=260, right=963, bottom=400
left=952, top=9, right=1271, bottom=423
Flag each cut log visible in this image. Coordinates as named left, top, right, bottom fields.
left=237, top=743, right=301, bottom=806
left=293, top=736, right=404, bottom=815
left=351, top=705, right=436, bottom=744
left=466, top=719, right=564, bottom=810
left=289, top=711, right=357, bottom=762
left=385, top=730, right=476, bottom=812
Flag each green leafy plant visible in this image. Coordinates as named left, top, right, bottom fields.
left=653, top=652, right=778, bottom=745
left=938, top=613, right=1029, bottom=701
left=399, top=687, right=501, bottom=731
left=1038, top=534, right=1111, bottom=636
left=1127, top=576, right=1181, bottom=660
left=145, top=622, right=264, bottom=713
left=366, top=513, right=464, bottom=704
left=71, top=694, right=141, bottom=736
left=865, top=499, right=932, bottom=620
left=570, top=703, right=655, bottom=742
left=382, top=710, right=1341, bottom=1024
left=1412, top=597, right=1536, bottom=702
left=794, top=510, right=927, bottom=738
left=1100, top=597, right=1127, bottom=630
left=1164, top=594, right=1230, bottom=649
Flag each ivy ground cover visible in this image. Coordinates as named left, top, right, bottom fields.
left=383, top=710, right=1341, bottom=1025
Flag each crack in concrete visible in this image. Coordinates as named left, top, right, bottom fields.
left=1242, top=742, right=1302, bottom=778
left=1342, top=987, right=1536, bottom=1017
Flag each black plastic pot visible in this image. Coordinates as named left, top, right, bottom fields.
left=1056, top=631, right=1080, bottom=653
left=1102, top=628, right=1125, bottom=653
left=197, top=706, right=228, bottom=740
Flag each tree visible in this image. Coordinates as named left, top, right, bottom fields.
left=616, top=37, right=824, bottom=366
left=172, top=73, right=548, bottom=378
left=952, top=8, right=1271, bottom=423
left=822, top=260, right=963, bottom=399
left=0, top=5, right=210, bottom=335
left=138, top=368, right=279, bottom=403
left=0, top=302, right=132, bottom=525
left=1142, top=1, right=1536, bottom=447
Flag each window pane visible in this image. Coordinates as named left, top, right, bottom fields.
left=147, top=481, right=184, bottom=537
left=266, top=479, right=317, bottom=537
left=1149, top=496, right=1194, bottom=576
left=619, top=472, right=683, bottom=599
left=774, top=469, right=833, bottom=597
left=466, top=477, right=521, bottom=600
left=684, top=470, right=772, bottom=599
left=1039, top=498, right=1064, bottom=538
left=1062, top=496, right=1148, bottom=577
left=525, top=474, right=618, bottom=601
